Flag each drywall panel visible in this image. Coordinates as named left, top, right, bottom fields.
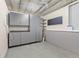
left=46, top=30, right=79, bottom=55
left=70, top=2, right=79, bottom=30
left=0, top=0, right=8, bottom=57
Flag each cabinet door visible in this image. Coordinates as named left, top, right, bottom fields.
left=9, top=12, right=29, bottom=26
left=31, top=15, right=42, bottom=41
left=21, top=32, right=35, bottom=44
left=9, top=13, right=15, bottom=26
left=35, top=18, right=42, bottom=41
left=9, top=32, right=21, bottom=46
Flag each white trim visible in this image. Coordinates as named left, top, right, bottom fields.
left=9, top=11, right=27, bottom=15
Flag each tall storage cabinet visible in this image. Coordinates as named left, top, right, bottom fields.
left=30, top=15, right=43, bottom=41
left=8, top=12, right=43, bottom=47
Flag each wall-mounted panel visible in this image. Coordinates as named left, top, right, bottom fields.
left=48, top=16, right=62, bottom=25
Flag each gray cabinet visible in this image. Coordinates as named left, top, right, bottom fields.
left=8, top=13, right=43, bottom=47
left=30, top=15, right=42, bottom=41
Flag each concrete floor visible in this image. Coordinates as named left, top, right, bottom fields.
left=5, top=42, right=79, bottom=58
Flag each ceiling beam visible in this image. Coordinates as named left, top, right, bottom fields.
left=40, top=0, right=77, bottom=16
left=22, top=0, right=32, bottom=13
left=33, top=4, right=44, bottom=14
left=33, top=0, right=51, bottom=14
left=35, top=0, right=62, bottom=15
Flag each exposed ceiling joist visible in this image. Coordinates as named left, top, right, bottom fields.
left=33, top=0, right=51, bottom=14
left=5, top=0, right=77, bottom=16
left=39, top=0, right=77, bottom=16
left=20, top=0, right=31, bottom=13
left=35, top=0, right=62, bottom=15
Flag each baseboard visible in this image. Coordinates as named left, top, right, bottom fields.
left=9, top=41, right=42, bottom=48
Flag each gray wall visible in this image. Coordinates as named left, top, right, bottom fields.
left=70, top=2, right=79, bottom=30
left=46, top=30, right=79, bottom=54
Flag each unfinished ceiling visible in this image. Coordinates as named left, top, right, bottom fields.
left=5, top=0, right=77, bottom=16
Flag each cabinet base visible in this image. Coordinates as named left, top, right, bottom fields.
left=8, top=41, right=42, bottom=48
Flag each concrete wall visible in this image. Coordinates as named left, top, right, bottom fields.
left=0, top=0, right=8, bottom=57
